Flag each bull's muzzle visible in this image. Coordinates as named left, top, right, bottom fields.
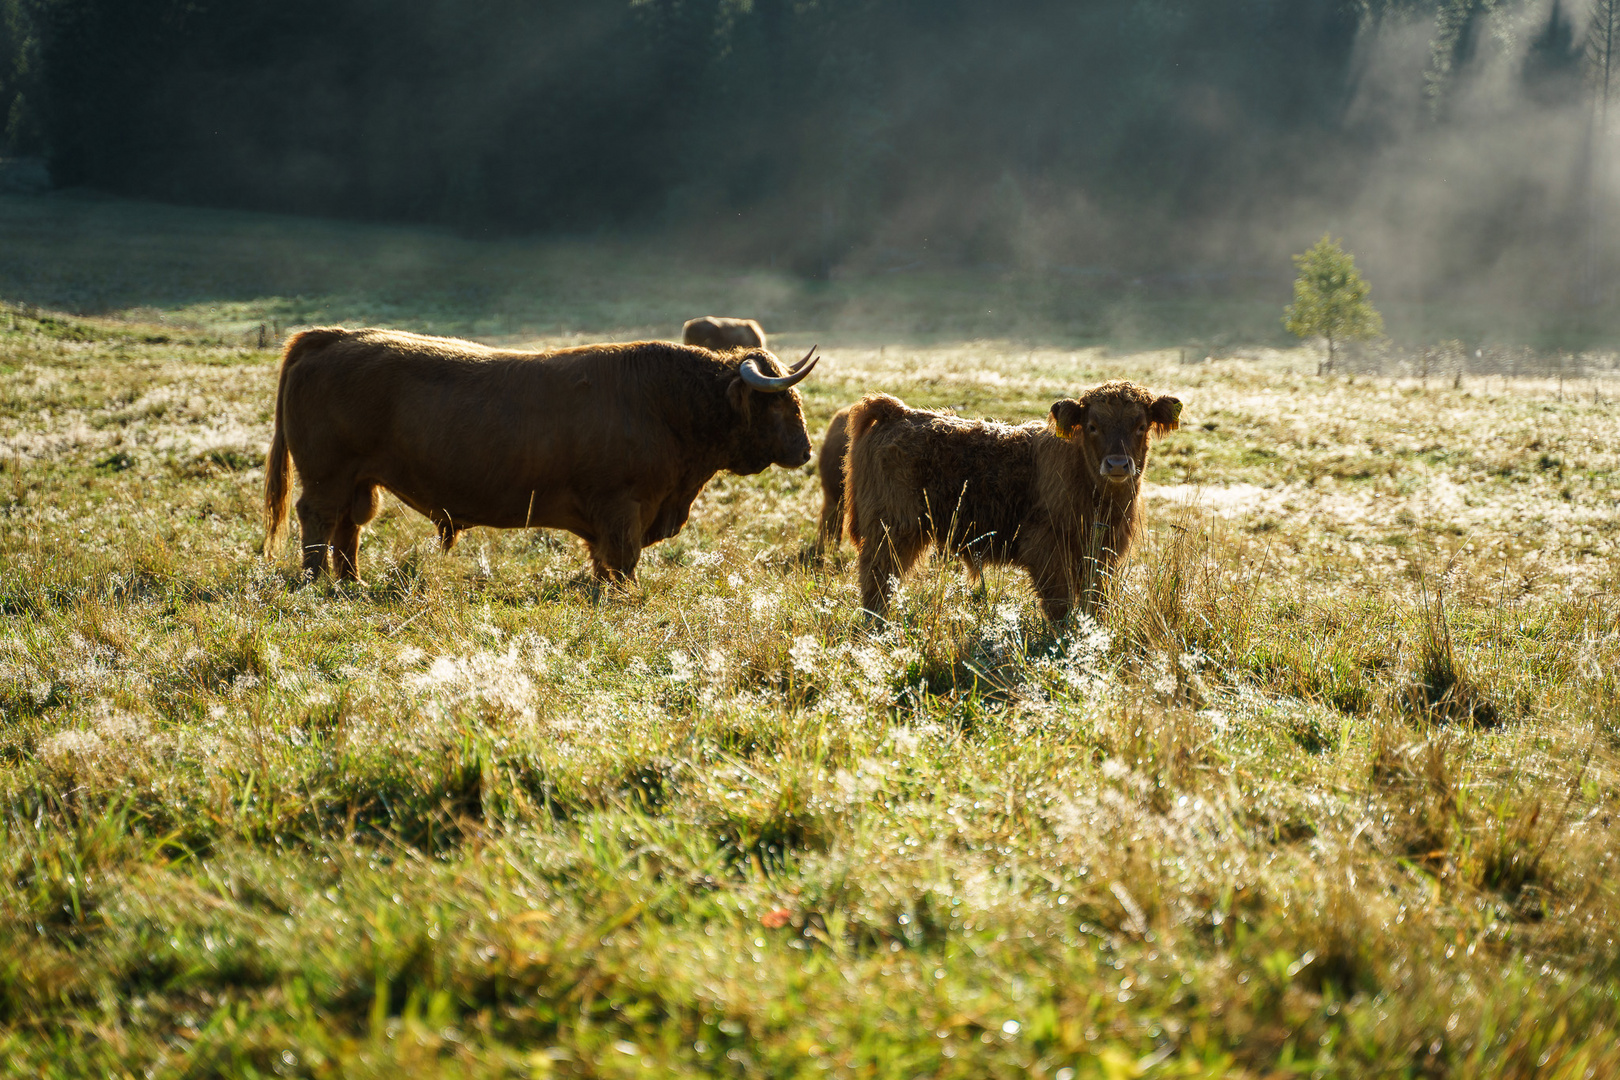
left=1100, top=455, right=1137, bottom=482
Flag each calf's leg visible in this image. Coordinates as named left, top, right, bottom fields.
left=1024, top=550, right=1077, bottom=623
left=856, top=524, right=927, bottom=618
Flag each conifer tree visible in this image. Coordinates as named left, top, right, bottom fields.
left=1284, top=234, right=1384, bottom=376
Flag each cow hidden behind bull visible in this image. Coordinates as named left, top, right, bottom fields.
left=682, top=316, right=767, bottom=351
left=812, top=404, right=853, bottom=559
left=262, top=327, right=818, bottom=586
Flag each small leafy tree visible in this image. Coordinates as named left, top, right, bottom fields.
left=1284, top=234, right=1384, bottom=375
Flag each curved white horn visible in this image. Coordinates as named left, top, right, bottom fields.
left=738, top=348, right=819, bottom=392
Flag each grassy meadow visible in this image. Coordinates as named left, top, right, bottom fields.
left=1, top=189, right=1619, bottom=1078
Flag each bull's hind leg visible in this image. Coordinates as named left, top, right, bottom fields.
left=856, top=524, right=927, bottom=619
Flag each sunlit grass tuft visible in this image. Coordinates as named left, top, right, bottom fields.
left=1399, top=583, right=1501, bottom=728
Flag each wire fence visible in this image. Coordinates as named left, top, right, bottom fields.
left=1336, top=339, right=1620, bottom=381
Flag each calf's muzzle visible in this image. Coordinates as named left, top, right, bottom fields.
left=1101, top=454, right=1137, bottom=481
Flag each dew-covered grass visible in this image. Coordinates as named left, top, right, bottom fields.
left=1, top=297, right=1618, bottom=1079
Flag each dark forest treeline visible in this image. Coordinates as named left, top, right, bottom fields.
left=0, top=0, right=1602, bottom=276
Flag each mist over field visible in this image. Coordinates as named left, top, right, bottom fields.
left=3, top=0, right=1620, bottom=339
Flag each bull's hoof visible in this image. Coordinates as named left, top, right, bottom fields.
left=582, top=569, right=636, bottom=601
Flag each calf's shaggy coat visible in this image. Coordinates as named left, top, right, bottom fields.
left=843, top=381, right=1182, bottom=620
left=264, top=328, right=816, bottom=584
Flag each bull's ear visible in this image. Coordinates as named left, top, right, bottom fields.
left=1148, top=395, right=1182, bottom=434
left=1048, top=399, right=1085, bottom=439
left=727, top=376, right=752, bottom=420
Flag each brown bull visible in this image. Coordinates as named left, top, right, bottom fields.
left=682, top=316, right=767, bottom=350
left=263, top=328, right=818, bottom=584
left=843, top=381, right=1182, bottom=621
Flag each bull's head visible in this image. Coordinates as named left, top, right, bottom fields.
left=726, top=345, right=819, bottom=474
left=1048, top=382, right=1182, bottom=486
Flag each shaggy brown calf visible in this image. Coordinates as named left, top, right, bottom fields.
left=264, top=328, right=817, bottom=584
left=682, top=316, right=767, bottom=350
left=814, top=405, right=853, bottom=554
left=843, top=381, right=1182, bottom=620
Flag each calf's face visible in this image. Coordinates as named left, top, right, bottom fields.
left=1049, top=385, right=1182, bottom=485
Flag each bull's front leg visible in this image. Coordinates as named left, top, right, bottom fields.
left=586, top=500, right=644, bottom=585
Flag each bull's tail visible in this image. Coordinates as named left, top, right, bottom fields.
left=263, top=328, right=347, bottom=558
left=842, top=393, right=909, bottom=547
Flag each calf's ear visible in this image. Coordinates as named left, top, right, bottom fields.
left=1048, top=399, right=1086, bottom=438
left=1148, top=395, right=1182, bottom=434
